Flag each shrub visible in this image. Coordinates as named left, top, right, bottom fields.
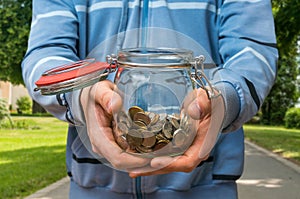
left=0, top=98, right=9, bottom=121
left=16, top=96, right=32, bottom=114
left=0, top=98, right=13, bottom=128
left=284, top=107, right=300, bottom=129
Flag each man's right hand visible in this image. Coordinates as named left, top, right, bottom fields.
left=80, top=80, right=150, bottom=170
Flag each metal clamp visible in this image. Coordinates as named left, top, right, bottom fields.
left=191, top=55, right=221, bottom=99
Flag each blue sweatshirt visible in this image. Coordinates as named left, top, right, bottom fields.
left=22, top=0, right=278, bottom=198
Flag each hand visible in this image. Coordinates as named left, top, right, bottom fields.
left=80, top=80, right=150, bottom=170
left=128, top=88, right=224, bottom=177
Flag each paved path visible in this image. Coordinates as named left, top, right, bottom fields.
left=238, top=141, right=300, bottom=199
left=25, top=141, right=300, bottom=199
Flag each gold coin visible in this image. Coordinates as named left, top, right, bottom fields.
left=156, top=133, right=167, bottom=141
left=133, top=120, right=148, bottom=129
left=153, top=139, right=170, bottom=151
left=128, top=106, right=144, bottom=120
left=133, top=112, right=151, bottom=125
left=136, top=145, right=153, bottom=153
left=141, top=131, right=157, bottom=148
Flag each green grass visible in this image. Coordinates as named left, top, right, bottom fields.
left=244, top=124, right=300, bottom=164
left=0, top=116, right=68, bottom=199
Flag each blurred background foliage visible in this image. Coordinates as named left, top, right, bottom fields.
left=0, top=0, right=299, bottom=125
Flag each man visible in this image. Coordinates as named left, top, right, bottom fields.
left=22, top=0, right=278, bottom=198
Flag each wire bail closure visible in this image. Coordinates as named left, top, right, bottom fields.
left=191, top=55, right=220, bottom=99
left=106, top=54, right=118, bottom=70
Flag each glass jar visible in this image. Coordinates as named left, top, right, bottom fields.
left=111, top=48, right=199, bottom=157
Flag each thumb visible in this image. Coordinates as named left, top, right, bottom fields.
left=187, top=88, right=211, bottom=120
left=93, top=80, right=122, bottom=115
left=187, top=99, right=202, bottom=120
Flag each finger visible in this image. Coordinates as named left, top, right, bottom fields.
left=128, top=156, right=176, bottom=178
left=92, top=80, right=123, bottom=115
left=129, top=152, right=210, bottom=178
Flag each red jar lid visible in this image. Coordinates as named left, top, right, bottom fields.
left=35, top=59, right=114, bottom=95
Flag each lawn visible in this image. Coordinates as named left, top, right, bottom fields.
left=244, top=124, right=300, bottom=164
left=0, top=116, right=68, bottom=199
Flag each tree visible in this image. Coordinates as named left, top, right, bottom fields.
left=0, top=0, right=32, bottom=85
left=0, top=1, right=46, bottom=113
left=261, top=0, right=300, bottom=125
left=261, top=52, right=299, bottom=125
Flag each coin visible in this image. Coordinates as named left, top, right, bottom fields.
left=149, top=119, right=164, bottom=133
left=133, top=112, right=151, bottom=125
left=117, top=121, right=129, bottom=134
left=168, top=115, right=180, bottom=129
left=136, top=145, right=153, bottom=153
left=133, top=120, right=148, bottom=129
left=148, top=112, right=160, bottom=125
left=115, top=134, right=128, bottom=150
left=162, top=120, right=173, bottom=139
left=128, top=106, right=144, bottom=120
left=153, top=139, right=170, bottom=151
left=172, top=129, right=186, bottom=147
left=126, top=129, right=143, bottom=148
left=142, top=131, right=156, bottom=148
left=115, top=105, right=192, bottom=156
left=116, top=110, right=132, bottom=128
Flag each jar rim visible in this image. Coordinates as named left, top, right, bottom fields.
left=117, top=47, right=194, bottom=68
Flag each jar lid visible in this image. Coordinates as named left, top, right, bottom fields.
left=35, top=59, right=113, bottom=95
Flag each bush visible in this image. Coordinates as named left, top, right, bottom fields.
left=0, top=98, right=10, bottom=121
left=284, top=107, right=300, bottom=129
left=16, top=96, right=32, bottom=114
left=0, top=98, right=13, bottom=128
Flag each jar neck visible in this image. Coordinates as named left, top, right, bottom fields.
left=117, top=47, right=194, bottom=68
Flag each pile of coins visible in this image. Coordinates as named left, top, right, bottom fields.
left=114, top=106, right=193, bottom=156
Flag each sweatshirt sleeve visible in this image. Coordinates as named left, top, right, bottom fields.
left=21, top=0, right=84, bottom=125
left=214, top=0, right=278, bottom=132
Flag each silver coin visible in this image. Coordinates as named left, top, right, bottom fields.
left=162, top=120, right=173, bottom=139
left=169, top=117, right=180, bottom=129
left=126, top=129, right=143, bottom=148
left=148, top=112, right=160, bottom=126
left=117, top=121, right=129, bottom=134
left=172, top=128, right=187, bottom=147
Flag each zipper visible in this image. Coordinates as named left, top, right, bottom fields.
left=141, top=0, right=149, bottom=48
left=135, top=176, right=142, bottom=199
